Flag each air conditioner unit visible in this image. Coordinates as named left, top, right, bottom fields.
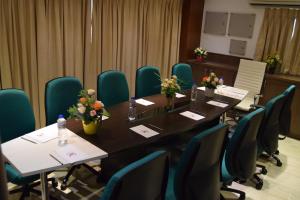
left=250, top=0, right=300, bottom=5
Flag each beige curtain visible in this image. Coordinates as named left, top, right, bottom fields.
left=255, top=8, right=300, bottom=75
left=0, top=0, right=91, bottom=127
left=88, top=0, right=182, bottom=94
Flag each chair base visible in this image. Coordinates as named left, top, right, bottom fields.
left=260, top=153, right=283, bottom=167
left=278, top=135, right=286, bottom=140
left=60, top=163, right=100, bottom=190
left=9, top=178, right=57, bottom=200
left=221, top=185, right=245, bottom=200
left=251, top=174, right=263, bottom=190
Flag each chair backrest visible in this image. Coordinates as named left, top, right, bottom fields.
left=234, top=59, right=266, bottom=97
left=100, top=151, right=169, bottom=200
left=174, top=124, right=227, bottom=200
left=222, top=108, right=265, bottom=181
left=258, top=94, right=286, bottom=155
left=172, top=63, right=193, bottom=90
left=45, top=77, right=82, bottom=125
left=97, top=70, right=129, bottom=107
left=0, top=89, right=35, bottom=143
left=279, top=85, right=296, bottom=135
left=135, top=66, right=161, bottom=98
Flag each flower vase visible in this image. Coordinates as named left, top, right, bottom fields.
left=267, top=64, right=276, bottom=74
left=205, top=87, right=215, bottom=98
left=82, top=120, right=99, bottom=135
left=196, top=56, right=204, bottom=62
left=165, top=95, right=175, bottom=111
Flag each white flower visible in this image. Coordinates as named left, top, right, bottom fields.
left=214, top=77, right=219, bottom=82
left=77, top=103, right=83, bottom=107
left=78, top=106, right=86, bottom=114
left=87, top=89, right=95, bottom=96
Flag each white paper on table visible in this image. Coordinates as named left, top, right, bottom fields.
left=130, top=125, right=159, bottom=138
left=180, top=111, right=205, bottom=121
left=175, top=93, right=186, bottom=98
left=21, top=123, right=58, bottom=143
left=135, top=99, right=155, bottom=106
left=52, top=144, right=89, bottom=164
left=207, top=100, right=228, bottom=108
left=197, top=86, right=205, bottom=91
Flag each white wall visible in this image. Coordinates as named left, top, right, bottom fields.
left=200, top=0, right=265, bottom=59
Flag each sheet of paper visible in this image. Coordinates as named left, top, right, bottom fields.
left=197, top=85, right=248, bottom=100
left=102, top=115, right=109, bottom=120
left=135, top=99, right=155, bottom=106
left=175, top=93, right=186, bottom=98
left=207, top=100, right=228, bottom=108
left=21, top=123, right=58, bottom=143
left=197, top=86, right=205, bottom=91
left=53, top=144, right=89, bottom=164
left=180, top=111, right=205, bottom=121
left=130, top=125, right=159, bottom=138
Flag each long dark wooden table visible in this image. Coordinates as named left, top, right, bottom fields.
left=67, top=89, right=240, bottom=157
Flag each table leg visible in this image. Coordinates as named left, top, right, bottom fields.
left=40, top=172, right=49, bottom=200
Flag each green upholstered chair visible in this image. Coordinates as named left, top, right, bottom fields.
left=135, top=66, right=161, bottom=98
left=171, top=63, right=194, bottom=90
left=97, top=70, right=129, bottom=107
left=257, top=94, right=286, bottom=167
left=166, top=124, right=227, bottom=200
left=0, top=89, right=55, bottom=199
left=221, top=108, right=265, bottom=199
left=45, top=76, right=82, bottom=125
left=100, top=151, right=169, bottom=200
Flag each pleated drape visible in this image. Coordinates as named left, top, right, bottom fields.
left=255, top=8, right=300, bottom=75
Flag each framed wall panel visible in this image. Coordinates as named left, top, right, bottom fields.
left=203, top=11, right=228, bottom=35
left=228, top=13, right=256, bottom=38
left=229, top=39, right=247, bottom=56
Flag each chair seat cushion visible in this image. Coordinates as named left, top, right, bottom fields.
left=5, top=163, right=39, bottom=185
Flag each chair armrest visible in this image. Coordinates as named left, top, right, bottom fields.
left=250, top=104, right=265, bottom=110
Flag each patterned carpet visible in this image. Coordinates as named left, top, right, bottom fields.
left=8, top=165, right=105, bottom=200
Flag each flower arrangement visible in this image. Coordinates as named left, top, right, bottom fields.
left=194, top=47, right=208, bottom=58
left=161, top=75, right=181, bottom=98
left=68, top=89, right=109, bottom=125
left=201, top=72, right=221, bottom=89
left=265, top=54, right=281, bottom=73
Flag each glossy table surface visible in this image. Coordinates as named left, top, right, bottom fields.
left=67, top=89, right=240, bottom=156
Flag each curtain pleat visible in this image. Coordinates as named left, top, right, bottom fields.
left=255, top=8, right=300, bottom=75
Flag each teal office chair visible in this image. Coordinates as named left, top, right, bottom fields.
left=221, top=108, right=265, bottom=199
left=0, top=89, right=56, bottom=200
left=45, top=76, right=82, bottom=125
left=100, top=151, right=169, bottom=200
left=135, top=66, right=161, bottom=98
left=256, top=94, right=286, bottom=167
left=171, top=63, right=194, bottom=90
left=166, top=124, right=227, bottom=200
left=279, top=85, right=296, bottom=138
left=97, top=70, right=129, bottom=107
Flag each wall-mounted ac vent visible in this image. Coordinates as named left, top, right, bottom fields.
left=250, top=0, right=300, bottom=5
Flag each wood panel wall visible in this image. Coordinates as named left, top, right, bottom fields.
left=179, top=0, right=205, bottom=61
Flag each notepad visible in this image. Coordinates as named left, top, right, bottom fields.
left=135, top=99, right=155, bottom=106
left=130, top=125, right=159, bottom=138
left=207, top=100, right=228, bottom=108
left=21, top=123, right=59, bottom=143
left=175, top=93, right=186, bottom=98
left=180, top=111, right=205, bottom=121
left=52, top=144, right=89, bottom=164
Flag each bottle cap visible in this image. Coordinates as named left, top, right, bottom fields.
left=58, top=114, right=64, bottom=118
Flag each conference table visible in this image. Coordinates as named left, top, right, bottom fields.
left=2, top=86, right=244, bottom=200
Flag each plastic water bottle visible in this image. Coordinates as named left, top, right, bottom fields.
left=57, top=114, right=67, bottom=146
left=128, top=97, right=137, bottom=121
left=191, top=84, right=197, bottom=101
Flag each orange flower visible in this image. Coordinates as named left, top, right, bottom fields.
left=202, top=76, right=208, bottom=81
left=93, top=101, right=103, bottom=110
left=80, top=97, right=87, bottom=104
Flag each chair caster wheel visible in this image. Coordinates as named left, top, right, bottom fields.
left=52, top=179, right=58, bottom=188
left=275, top=150, right=279, bottom=155
left=276, top=160, right=282, bottom=167
left=255, top=182, right=263, bottom=190
left=239, top=193, right=246, bottom=200
left=60, top=183, right=67, bottom=191
left=261, top=168, right=268, bottom=175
